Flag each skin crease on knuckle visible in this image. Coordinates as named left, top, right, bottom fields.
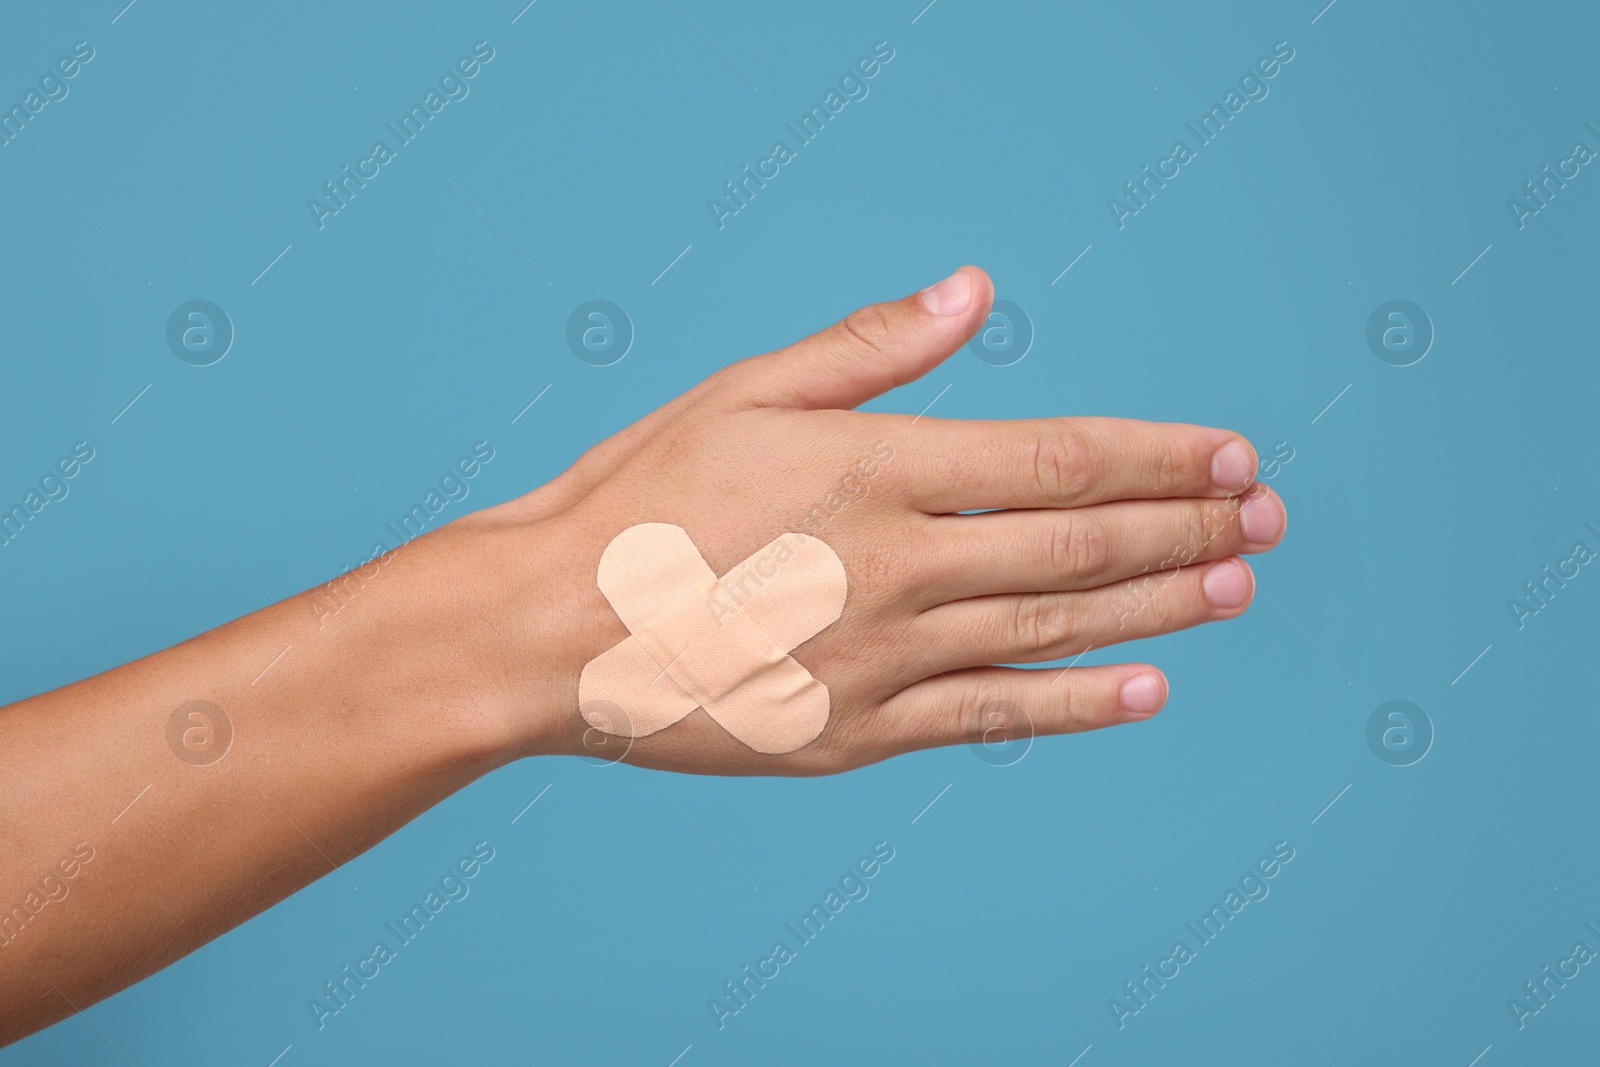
left=1052, top=511, right=1112, bottom=582
left=955, top=682, right=1016, bottom=746
left=1152, top=437, right=1187, bottom=496
left=1009, top=591, right=1075, bottom=658
left=838, top=304, right=895, bottom=361
left=1035, top=424, right=1096, bottom=504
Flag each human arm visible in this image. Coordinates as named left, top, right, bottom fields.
left=0, top=266, right=1285, bottom=1042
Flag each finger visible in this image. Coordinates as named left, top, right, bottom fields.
left=896, top=416, right=1258, bottom=512
left=914, top=556, right=1255, bottom=669
left=719, top=266, right=994, bottom=411
left=917, top=486, right=1285, bottom=602
left=876, top=663, right=1167, bottom=755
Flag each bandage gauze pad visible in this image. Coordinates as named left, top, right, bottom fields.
left=578, top=523, right=847, bottom=754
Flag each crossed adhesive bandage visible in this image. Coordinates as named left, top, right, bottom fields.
left=578, top=523, right=847, bottom=754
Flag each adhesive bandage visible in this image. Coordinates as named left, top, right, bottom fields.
left=578, top=523, right=847, bottom=754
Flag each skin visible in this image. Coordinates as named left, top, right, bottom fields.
left=0, top=266, right=1285, bottom=1044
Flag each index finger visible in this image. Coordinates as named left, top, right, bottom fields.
left=894, top=416, right=1258, bottom=513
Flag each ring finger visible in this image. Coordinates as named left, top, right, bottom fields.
left=916, top=486, right=1284, bottom=604
left=912, top=556, right=1256, bottom=671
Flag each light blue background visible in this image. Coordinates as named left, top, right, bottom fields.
left=2, top=0, right=1596, bottom=1063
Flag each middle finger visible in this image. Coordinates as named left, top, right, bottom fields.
left=913, top=486, right=1285, bottom=604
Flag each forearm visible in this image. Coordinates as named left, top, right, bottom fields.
left=0, top=514, right=564, bottom=1042
left=0, top=265, right=1286, bottom=1049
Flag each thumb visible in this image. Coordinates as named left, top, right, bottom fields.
left=724, top=265, right=994, bottom=410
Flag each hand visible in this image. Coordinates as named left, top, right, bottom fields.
left=0, top=266, right=1286, bottom=1039
left=476, top=266, right=1286, bottom=774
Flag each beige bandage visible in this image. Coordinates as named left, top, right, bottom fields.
left=578, top=523, right=847, bottom=754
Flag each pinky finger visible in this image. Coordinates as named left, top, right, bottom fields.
left=877, top=662, right=1168, bottom=757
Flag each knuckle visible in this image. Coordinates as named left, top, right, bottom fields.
left=1050, top=512, right=1112, bottom=579
left=705, top=361, right=749, bottom=393
left=1010, top=592, right=1074, bottom=655
left=1032, top=425, right=1095, bottom=502
left=1160, top=504, right=1213, bottom=568
left=1118, top=570, right=1177, bottom=632
left=1150, top=436, right=1188, bottom=495
left=955, top=679, right=1015, bottom=745
left=839, top=304, right=894, bottom=358
left=1196, top=495, right=1242, bottom=550
left=696, top=356, right=767, bottom=408
left=1142, top=570, right=1192, bottom=629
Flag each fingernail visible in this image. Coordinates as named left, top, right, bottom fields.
left=1240, top=490, right=1282, bottom=543
left=918, top=269, right=972, bottom=316
left=1203, top=559, right=1253, bottom=609
left=1210, top=440, right=1254, bottom=490
left=1120, top=672, right=1166, bottom=717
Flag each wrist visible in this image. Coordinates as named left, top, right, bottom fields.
left=442, top=508, right=620, bottom=762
